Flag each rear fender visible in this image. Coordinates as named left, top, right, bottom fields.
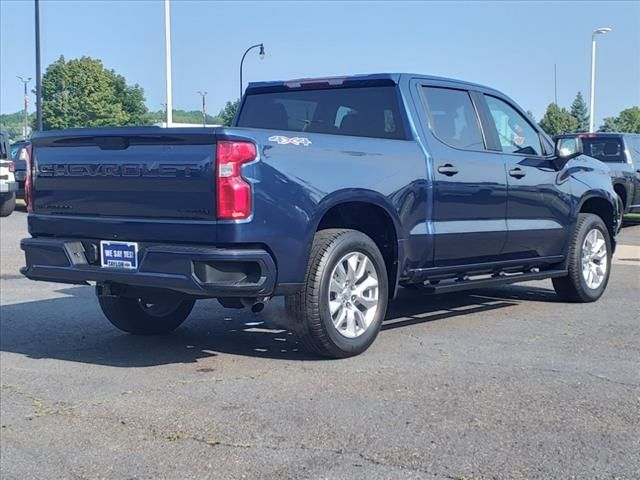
left=303, top=189, right=404, bottom=298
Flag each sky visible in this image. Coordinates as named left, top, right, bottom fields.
left=1, top=0, right=639, bottom=127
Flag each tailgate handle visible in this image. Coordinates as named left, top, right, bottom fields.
left=93, top=136, right=130, bottom=150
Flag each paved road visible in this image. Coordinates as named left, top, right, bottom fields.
left=1, top=207, right=639, bottom=479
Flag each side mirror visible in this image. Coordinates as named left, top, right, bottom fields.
left=553, top=137, right=583, bottom=170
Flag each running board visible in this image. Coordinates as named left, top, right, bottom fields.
left=418, top=270, right=567, bottom=294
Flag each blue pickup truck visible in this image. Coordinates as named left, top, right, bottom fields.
left=21, top=73, right=621, bottom=357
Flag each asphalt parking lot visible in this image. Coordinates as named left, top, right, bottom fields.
left=1, top=205, right=639, bottom=480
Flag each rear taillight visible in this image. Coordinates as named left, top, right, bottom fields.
left=7, top=161, right=15, bottom=173
left=216, top=140, right=256, bottom=220
left=24, top=145, right=33, bottom=212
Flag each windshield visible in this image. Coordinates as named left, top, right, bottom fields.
left=581, top=138, right=625, bottom=163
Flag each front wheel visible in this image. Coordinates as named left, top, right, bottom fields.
left=286, top=229, right=388, bottom=358
left=0, top=193, right=16, bottom=217
left=98, top=292, right=195, bottom=335
left=553, top=213, right=612, bottom=302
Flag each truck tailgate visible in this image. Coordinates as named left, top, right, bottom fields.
left=31, top=128, right=218, bottom=220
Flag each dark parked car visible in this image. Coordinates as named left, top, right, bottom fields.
left=557, top=133, right=640, bottom=214
left=10, top=140, right=29, bottom=198
left=21, top=73, right=621, bottom=357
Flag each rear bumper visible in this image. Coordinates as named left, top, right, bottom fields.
left=21, top=237, right=277, bottom=298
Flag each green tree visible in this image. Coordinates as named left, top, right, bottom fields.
left=616, top=107, right=640, bottom=133
left=599, top=116, right=619, bottom=133
left=599, top=107, right=640, bottom=133
left=539, top=103, right=578, bottom=137
left=570, top=92, right=589, bottom=133
left=0, top=111, right=35, bottom=141
left=40, top=55, right=149, bottom=129
left=145, top=109, right=221, bottom=125
left=218, top=99, right=240, bottom=126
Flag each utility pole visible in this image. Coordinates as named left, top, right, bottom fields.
left=17, top=76, right=32, bottom=138
left=589, top=27, right=612, bottom=133
left=164, top=0, right=173, bottom=127
left=34, top=0, right=43, bottom=131
left=197, top=91, right=207, bottom=127
left=553, top=64, right=558, bottom=105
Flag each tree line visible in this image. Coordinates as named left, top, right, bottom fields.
left=0, top=56, right=240, bottom=141
left=2, top=55, right=638, bottom=142
left=538, top=91, right=640, bottom=136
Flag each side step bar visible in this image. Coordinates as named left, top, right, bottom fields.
left=419, top=270, right=567, bottom=294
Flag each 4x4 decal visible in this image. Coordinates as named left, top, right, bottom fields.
left=268, top=135, right=312, bottom=146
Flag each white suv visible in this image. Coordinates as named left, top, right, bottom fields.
left=0, top=131, right=18, bottom=217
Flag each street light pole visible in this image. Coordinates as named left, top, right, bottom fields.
left=34, top=0, right=42, bottom=131
left=17, top=76, right=32, bottom=138
left=163, top=0, right=173, bottom=127
left=589, top=27, right=612, bottom=133
left=197, top=91, right=207, bottom=127
left=240, top=43, right=265, bottom=99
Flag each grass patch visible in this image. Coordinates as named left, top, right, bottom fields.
left=166, top=432, right=189, bottom=442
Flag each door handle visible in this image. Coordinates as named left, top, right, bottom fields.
left=509, top=167, right=526, bottom=179
left=437, top=164, right=459, bottom=176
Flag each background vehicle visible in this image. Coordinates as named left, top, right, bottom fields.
left=10, top=140, right=29, bottom=199
left=21, top=74, right=620, bottom=357
left=0, top=131, right=18, bottom=217
left=557, top=133, right=640, bottom=214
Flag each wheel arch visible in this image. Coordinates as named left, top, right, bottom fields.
left=310, top=190, right=404, bottom=299
left=577, top=192, right=620, bottom=239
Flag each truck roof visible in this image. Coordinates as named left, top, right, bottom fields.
left=246, top=73, right=500, bottom=95
left=557, top=132, right=640, bottom=139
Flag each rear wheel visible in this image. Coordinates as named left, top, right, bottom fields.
left=98, top=291, right=195, bottom=335
left=286, top=229, right=388, bottom=358
left=614, top=188, right=627, bottom=214
left=0, top=193, right=16, bottom=217
left=553, top=213, right=611, bottom=302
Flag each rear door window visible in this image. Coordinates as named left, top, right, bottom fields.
left=236, top=86, right=407, bottom=140
left=422, top=87, right=485, bottom=150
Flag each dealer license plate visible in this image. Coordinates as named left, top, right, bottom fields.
left=100, top=241, right=138, bottom=269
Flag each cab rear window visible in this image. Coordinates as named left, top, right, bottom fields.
left=236, top=86, right=408, bottom=140
left=582, top=138, right=625, bottom=163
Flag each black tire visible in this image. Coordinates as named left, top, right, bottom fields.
left=0, top=193, right=16, bottom=217
left=98, top=293, right=195, bottom=335
left=286, top=229, right=389, bottom=358
left=615, top=191, right=627, bottom=215
left=552, top=213, right=612, bottom=302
